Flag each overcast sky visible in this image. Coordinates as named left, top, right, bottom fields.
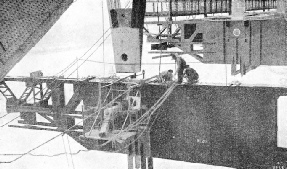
left=8, top=0, right=113, bottom=78
left=7, top=0, right=287, bottom=86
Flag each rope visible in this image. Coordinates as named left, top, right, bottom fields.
left=57, top=0, right=130, bottom=79
left=0, top=28, right=112, bottom=128
left=0, top=81, right=175, bottom=164
left=97, top=83, right=177, bottom=148
left=0, top=82, right=139, bottom=163
left=62, top=135, right=70, bottom=168
left=0, top=1, right=138, bottom=164
left=55, top=28, right=111, bottom=77
left=103, top=87, right=112, bottom=104
left=80, top=59, right=207, bottom=65
left=13, top=28, right=111, bottom=107
left=125, top=0, right=132, bottom=8
left=0, top=150, right=89, bottom=158
left=88, top=82, right=104, bottom=136
left=113, top=113, right=153, bottom=153
left=9, top=0, right=132, bottom=106
left=88, top=106, right=102, bottom=136
left=120, top=84, right=177, bottom=151
left=120, top=111, right=130, bottom=131
left=66, top=34, right=111, bottom=78
left=111, top=84, right=177, bottom=154
left=88, top=83, right=138, bottom=135
left=67, top=135, right=76, bottom=169
left=129, top=83, right=176, bottom=125
left=0, top=115, right=20, bottom=127
left=157, top=0, right=163, bottom=78
left=117, top=84, right=177, bottom=149
left=0, top=113, right=9, bottom=119
left=16, top=0, right=122, bottom=105
left=2, top=0, right=93, bottom=106
left=101, top=74, right=136, bottom=88
left=0, top=111, right=96, bottom=163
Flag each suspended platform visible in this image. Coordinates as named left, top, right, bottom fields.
left=82, top=130, right=136, bottom=141
left=2, top=71, right=287, bottom=169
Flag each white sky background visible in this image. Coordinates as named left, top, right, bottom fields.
left=1, top=0, right=287, bottom=168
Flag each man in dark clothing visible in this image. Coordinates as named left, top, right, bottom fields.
left=160, top=69, right=173, bottom=82
left=184, top=65, right=199, bottom=84
left=171, top=53, right=187, bottom=83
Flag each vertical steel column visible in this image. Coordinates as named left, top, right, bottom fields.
left=148, top=157, right=154, bottom=169
left=0, top=82, right=17, bottom=101
left=223, top=21, right=226, bottom=64
left=168, top=0, right=173, bottom=35
left=228, top=0, right=232, bottom=14
left=135, top=138, right=141, bottom=169
left=39, top=84, right=43, bottom=100
left=169, top=0, right=173, bottom=17
left=48, top=82, right=65, bottom=126
left=204, top=0, right=207, bottom=16
left=259, top=21, right=262, bottom=65
left=210, top=0, right=213, bottom=13
left=140, top=143, right=146, bottom=169
left=146, top=129, right=153, bottom=169
left=249, top=22, right=252, bottom=66
left=128, top=141, right=134, bottom=169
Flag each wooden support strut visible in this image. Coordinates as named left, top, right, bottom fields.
left=126, top=83, right=177, bottom=169
left=128, top=141, right=134, bottom=169
left=135, top=138, right=141, bottom=169
left=5, top=77, right=88, bottom=131
left=127, top=126, right=153, bottom=169
left=0, top=81, right=17, bottom=100
left=140, top=143, right=147, bottom=169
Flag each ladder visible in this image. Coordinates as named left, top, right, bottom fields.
left=18, top=86, right=33, bottom=103
left=0, top=81, right=16, bottom=100
left=42, top=89, right=52, bottom=101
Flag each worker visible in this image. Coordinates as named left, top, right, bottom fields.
left=159, top=69, right=173, bottom=82
left=99, top=102, right=122, bottom=137
left=184, top=65, right=199, bottom=84
left=171, top=53, right=188, bottom=83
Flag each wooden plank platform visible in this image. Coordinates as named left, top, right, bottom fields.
left=83, top=130, right=137, bottom=142
left=63, top=114, right=83, bottom=119
left=7, top=105, right=53, bottom=114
